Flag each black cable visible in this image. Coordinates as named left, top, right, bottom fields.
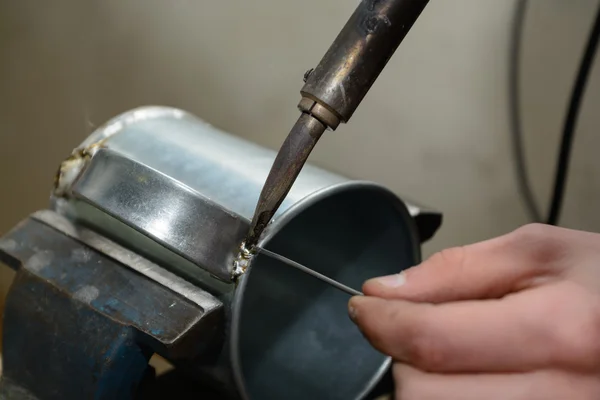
left=509, top=0, right=542, bottom=222
left=546, top=3, right=600, bottom=225
left=509, top=0, right=600, bottom=225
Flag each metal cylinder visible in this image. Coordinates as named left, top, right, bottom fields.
left=301, top=0, right=429, bottom=124
left=53, top=106, right=439, bottom=399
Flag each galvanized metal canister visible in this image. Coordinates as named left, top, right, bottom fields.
left=52, top=106, right=440, bottom=399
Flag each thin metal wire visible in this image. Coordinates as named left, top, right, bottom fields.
left=257, top=248, right=363, bottom=296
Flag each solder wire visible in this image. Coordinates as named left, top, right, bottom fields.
left=256, top=247, right=363, bottom=297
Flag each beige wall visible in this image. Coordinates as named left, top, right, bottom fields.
left=0, top=0, right=599, bottom=325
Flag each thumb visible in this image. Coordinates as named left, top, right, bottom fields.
left=363, top=224, right=567, bottom=303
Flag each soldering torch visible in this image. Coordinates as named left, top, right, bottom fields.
left=246, top=0, right=430, bottom=250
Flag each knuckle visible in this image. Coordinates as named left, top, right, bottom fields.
left=426, top=247, right=468, bottom=295
left=513, top=223, right=552, bottom=239
left=510, top=223, right=566, bottom=266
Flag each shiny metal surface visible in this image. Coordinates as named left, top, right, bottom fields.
left=50, top=106, right=441, bottom=400
left=99, top=108, right=346, bottom=219
left=71, top=148, right=248, bottom=282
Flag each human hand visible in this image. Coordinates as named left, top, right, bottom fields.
left=349, top=224, right=600, bottom=399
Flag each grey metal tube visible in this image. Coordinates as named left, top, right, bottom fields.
left=301, top=0, right=429, bottom=123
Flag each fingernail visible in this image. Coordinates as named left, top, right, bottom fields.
left=372, top=272, right=407, bottom=288
left=348, top=297, right=360, bottom=321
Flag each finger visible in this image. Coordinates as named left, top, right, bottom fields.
left=349, top=285, right=598, bottom=373
left=364, top=224, right=570, bottom=303
left=393, top=364, right=600, bottom=400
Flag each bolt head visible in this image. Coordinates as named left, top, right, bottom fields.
left=303, top=68, right=314, bottom=83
